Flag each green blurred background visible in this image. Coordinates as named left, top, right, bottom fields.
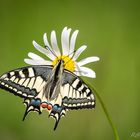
left=0, top=0, right=139, bottom=140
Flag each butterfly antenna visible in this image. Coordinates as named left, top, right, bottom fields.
left=63, top=50, right=76, bottom=66
left=45, top=45, right=58, bottom=58
left=68, top=50, right=76, bottom=59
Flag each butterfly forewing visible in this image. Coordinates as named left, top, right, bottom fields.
left=61, top=70, right=95, bottom=109
left=0, top=66, right=52, bottom=98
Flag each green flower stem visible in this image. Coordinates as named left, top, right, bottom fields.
left=84, top=80, right=120, bottom=140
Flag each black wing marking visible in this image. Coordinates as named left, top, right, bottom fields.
left=0, top=65, right=52, bottom=98
left=61, top=70, right=95, bottom=109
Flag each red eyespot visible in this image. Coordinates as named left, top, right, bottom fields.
left=41, top=103, right=48, bottom=108
left=47, top=104, right=52, bottom=110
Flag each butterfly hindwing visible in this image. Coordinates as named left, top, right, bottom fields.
left=49, top=104, right=66, bottom=130
left=23, top=98, right=42, bottom=121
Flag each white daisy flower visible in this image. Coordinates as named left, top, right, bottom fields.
left=24, top=27, right=100, bottom=78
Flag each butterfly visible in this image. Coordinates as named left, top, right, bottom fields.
left=0, top=59, right=95, bottom=130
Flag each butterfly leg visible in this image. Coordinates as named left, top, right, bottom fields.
left=23, top=98, right=42, bottom=121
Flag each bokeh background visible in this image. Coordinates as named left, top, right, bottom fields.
left=0, top=0, right=139, bottom=140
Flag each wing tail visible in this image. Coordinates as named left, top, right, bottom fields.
left=49, top=107, right=66, bottom=130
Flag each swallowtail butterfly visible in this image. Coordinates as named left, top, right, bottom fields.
left=0, top=59, right=95, bottom=130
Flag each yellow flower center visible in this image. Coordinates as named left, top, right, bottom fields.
left=52, top=55, right=75, bottom=72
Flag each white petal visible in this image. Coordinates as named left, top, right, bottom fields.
left=24, top=59, right=52, bottom=65
left=75, top=66, right=96, bottom=78
left=28, top=52, right=45, bottom=60
left=77, top=56, right=100, bottom=66
left=61, top=27, right=67, bottom=55
left=72, top=45, right=87, bottom=60
left=51, top=30, right=61, bottom=56
left=43, top=33, right=58, bottom=58
left=33, top=40, right=55, bottom=60
left=69, top=30, right=79, bottom=57
left=43, top=33, right=53, bottom=52
left=61, top=27, right=71, bottom=55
